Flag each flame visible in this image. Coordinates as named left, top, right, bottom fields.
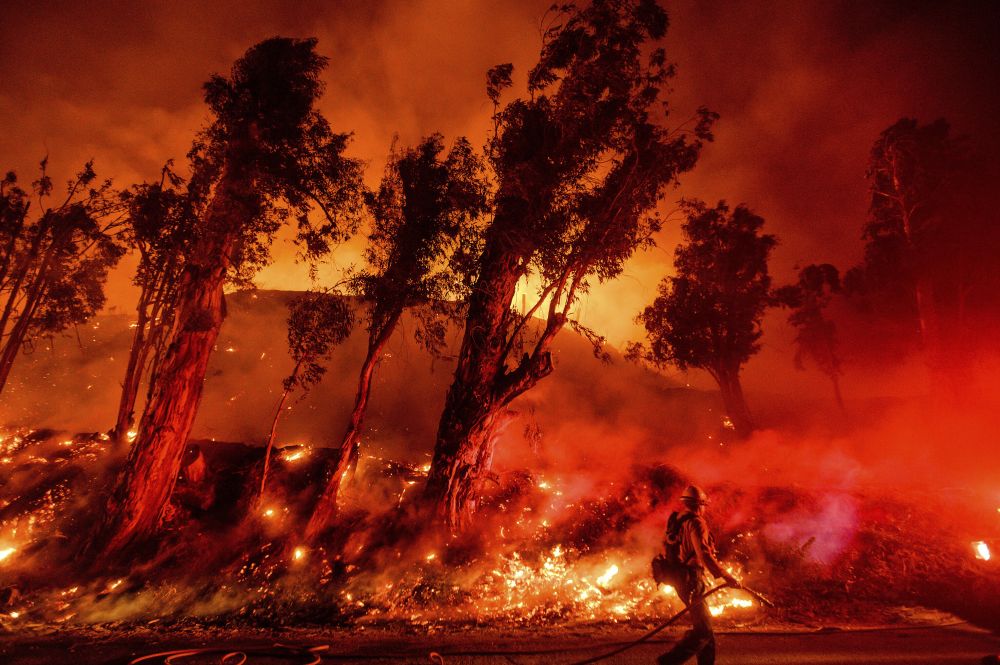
left=293, top=547, right=307, bottom=562
left=973, top=540, right=991, bottom=561
left=0, top=547, right=16, bottom=563
left=596, top=564, right=619, bottom=588
left=279, top=447, right=309, bottom=463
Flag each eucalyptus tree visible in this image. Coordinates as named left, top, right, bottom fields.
left=0, top=161, right=125, bottom=397
left=423, top=0, right=715, bottom=527
left=98, top=37, right=365, bottom=555
left=112, top=165, right=195, bottom=445
left=305, top=134, right=488, bottom=540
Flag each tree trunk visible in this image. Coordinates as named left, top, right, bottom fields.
left=424, top=393, right=512, bottom=529
left=0, top=235, right=63, bottom=394
left=830, top=372, right=846, bottom=414
left=258, top=382, right=293, bottom=503
left=715, top=366, right=754, bottom=439
left=304, top=319, right=395, bottom=542
left=112, top=294, right=152, bottom=445
left=97, top=177, right=247, bottom=556
left=423, top=215, right=535, bottom=528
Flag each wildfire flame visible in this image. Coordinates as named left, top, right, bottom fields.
left=973, top=540, right=991, bottom=561
left=279, top=447, right=309, bottom=463
left=0, top=547, right=15, bottom=563
left=596, top=564, right=619, bottom=588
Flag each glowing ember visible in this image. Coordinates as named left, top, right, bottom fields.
left=0, top=547, right=16, bottom=563
left=293, top=547, right=307, bottom=562
left=127, top=430, right=138, bottom=441
left=973, top=540, right=991, bottom=561
left=263, top=508, right=275, bottom=518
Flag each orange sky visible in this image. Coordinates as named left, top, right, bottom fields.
left=2, top=0, right=998, bottom=357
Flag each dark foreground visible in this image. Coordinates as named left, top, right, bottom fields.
left=2, top=623, right=999, bottom=665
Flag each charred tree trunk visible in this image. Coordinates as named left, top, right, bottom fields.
left=715, top=365, right=754, bottom=439
left=97, top=177, right=248, bottom=556
left=304, top=317, right=395, bottom=542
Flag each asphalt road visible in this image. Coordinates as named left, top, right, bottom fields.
left=2, top=624, right=999, bottom=665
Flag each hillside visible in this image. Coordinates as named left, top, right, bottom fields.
left=0, top=290, right=723, bottom=473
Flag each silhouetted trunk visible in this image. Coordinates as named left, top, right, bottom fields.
left=423, top=219, right=556, bottom=529
left=112, top=263, right=177, bottom=446
left=0, top=227, right=67, bottom=394
left=97, top=174, right=249, bottom=556
left=715, top=365, right=754, bottom=439
left=258, top=366, right=297, bottom=503
left=113, top=296, right=152, bottom=445
left=305, top=317, right=395, bottom=541
left=830, top=372, right=846, bottom=414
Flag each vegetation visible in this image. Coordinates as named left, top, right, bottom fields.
left=633, top=200, right=776, bottom=439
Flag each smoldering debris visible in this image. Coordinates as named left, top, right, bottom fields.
left=0, top=428, right=998, bottom=632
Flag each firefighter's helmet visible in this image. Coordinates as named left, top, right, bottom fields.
left=680, top=484, right=710, bottom=505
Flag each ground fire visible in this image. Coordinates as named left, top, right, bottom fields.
left=2, top=0, right=1000, bottom=663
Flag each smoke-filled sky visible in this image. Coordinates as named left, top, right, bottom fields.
left=2, top=0, right=999, bottom=351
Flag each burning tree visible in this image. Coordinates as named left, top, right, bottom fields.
left=776, top=263, right=845, bottom=411
left=422, top=0, right=715, bottom=528
left=111, top=165, right=195, bottom=445
left=634, top=200, right=776, bottom=439
left=96, top=37, right=365, bottom=556
left=0, top=161, right=125, bottom=397
left=259, top=292, right=353, bottom=502
left=305, top=134, right=488, bottom=540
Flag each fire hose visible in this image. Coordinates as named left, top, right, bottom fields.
left=560, top=581, right=774, bottom=665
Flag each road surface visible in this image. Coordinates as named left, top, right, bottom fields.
left=2, top=624, right=998, bottom=664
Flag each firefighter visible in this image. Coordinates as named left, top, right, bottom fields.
left=657, top=485, right=740, bottom=665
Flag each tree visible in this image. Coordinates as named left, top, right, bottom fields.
left=96, top=37, right=365, bottom=556
left=304, top=134, right=488, bottom=541
left=423, top=0, right=715, bottom=528
left=848, top=117, right=992, bottom=377
left=858, top=119, right=952, bottom=362
left=259, top=292, right=353, bottom=502
left=776, top=264, right=845, bottom=411
left=111, top=165, right=195, bottom=445
left=634, top=200, right=776, bottom=439
left=0, top=161, right=125, bottom=397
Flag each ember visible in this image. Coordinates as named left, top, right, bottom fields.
left=974, top=541, right=991, bottom=561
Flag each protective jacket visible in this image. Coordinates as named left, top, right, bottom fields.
left=676, top=511, right=726, bottom=579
